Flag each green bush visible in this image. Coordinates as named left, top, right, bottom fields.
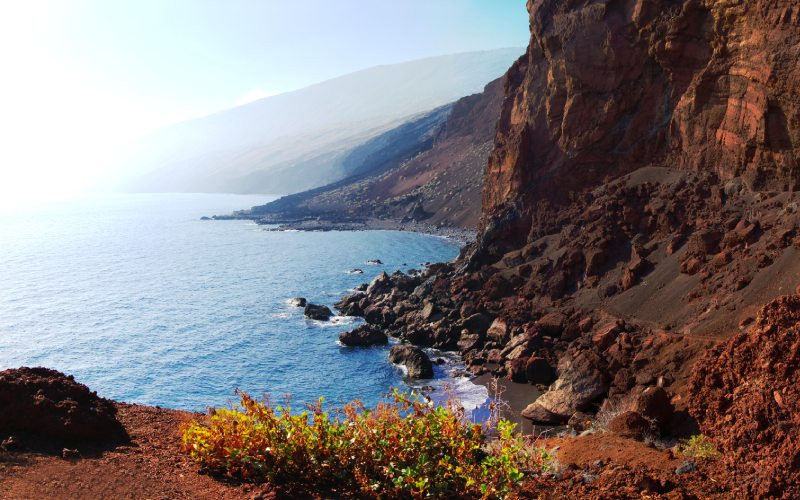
left=679, top=434, right=719, bottom=460
left=181, top=390, right=549, bottom=498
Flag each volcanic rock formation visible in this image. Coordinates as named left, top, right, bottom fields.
left=0, top=367, right=128, bottom=449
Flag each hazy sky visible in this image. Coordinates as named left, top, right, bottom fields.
left=0, top=1, right=528, bottom=202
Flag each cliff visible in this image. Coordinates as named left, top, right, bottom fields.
left=335, top=1, right=800, bottom=496
left=484, top=0, right=799, bottom=218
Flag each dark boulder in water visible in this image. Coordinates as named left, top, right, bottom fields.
left=366, top=259, right=383, bottom=265
left=389, top=345, right=433, bottom=379
left=289, top=297, right=307, bottom=307
left=0, top=367, right=128, bottom=449
left=339, top=324, right=388, bottom=347
left=304, top=303, right=333, bottom=320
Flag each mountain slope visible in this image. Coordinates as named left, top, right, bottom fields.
left=120, top=49, right=522, bottom=195
left=237, top=76, right=506, bottom=229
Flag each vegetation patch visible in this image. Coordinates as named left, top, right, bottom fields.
left=181, top=390, right=549, bottom=498
left=679, top=434, right=719, bottom=460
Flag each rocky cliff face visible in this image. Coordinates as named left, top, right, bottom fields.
left=337, top=1, right=800, bottom=494
left=483, top=0, right=800, bottom=236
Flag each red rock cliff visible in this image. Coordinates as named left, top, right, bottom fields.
left=483, top=0, right=800, bottom=227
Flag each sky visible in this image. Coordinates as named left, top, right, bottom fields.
left=0, top=1, right=529, bottom=203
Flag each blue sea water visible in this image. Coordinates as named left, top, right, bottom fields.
left=0, top=193, right=488, bottom=412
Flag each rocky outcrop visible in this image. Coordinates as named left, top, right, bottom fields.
left=0, top=367, right=128, bottom=448
left=521, top=350, right=608, bottom=424
left=338, top=324, right=388, bottom=347
left=483, top=0, right=800, bottom=226
left=289, top=297, right=307, bottom=307
left=304, top=303, right=333, bottom=321
left=388, top=345, right=434, bottom=379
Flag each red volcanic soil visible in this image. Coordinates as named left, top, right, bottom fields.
left=690, top=295, right=800, bottom=498
left=0, top=403, right=273, bottom=500
left=515, top=433, right=729, bottom=499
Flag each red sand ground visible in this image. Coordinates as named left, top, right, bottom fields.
left=0, top=404, right=274, bottom=500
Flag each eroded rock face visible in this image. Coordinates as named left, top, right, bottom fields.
left=484, top=0, right=800, bottom=228
left=689, top=295, right=800, bottom=498
left=0, top=367, right=128, bottom=447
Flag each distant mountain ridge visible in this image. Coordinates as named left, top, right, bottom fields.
left=120, top=48, right=522, bottom=195
left=236, top=76, right=506, bottom=229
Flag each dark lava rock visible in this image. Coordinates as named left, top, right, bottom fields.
left=304, top=303, right=333, bottom=321
left=536, top=311, right=566, bottom=337
left=289, top=297, right=307, bottom=307
left=389, top=345, right=434, bottom=379
left=462, top=313, right=493, bottom=335
left=334, top=292, right=365, bottom=316
left=630, top=386, right=673, bottom=434
left=366, top=272, right=392, bottom=297
left=366, top=259, right=383, bottom=265
left=348, top=269, right=364, bottom=274
left=0, top=367, right=128, bottom=448
left=339, top=324, right=388, bottom=347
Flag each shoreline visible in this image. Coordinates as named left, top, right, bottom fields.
left=262, top=218, right=477, bottom=246
left=209, top=214, right=478, bottom=246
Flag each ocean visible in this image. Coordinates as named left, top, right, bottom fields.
left=0, top=193, right=489, bottom=413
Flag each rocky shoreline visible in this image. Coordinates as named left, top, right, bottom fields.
left=206, top=213, right=477, bottom=246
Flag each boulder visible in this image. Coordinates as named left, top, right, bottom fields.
left=521, top=351, right=608, bottom=423
left=520, top=403, right=564, bottom=424
left=289, top=297, right=307, bottom=307
left=366, top=272, right=392, bottom=297
left=607, top=411, right=651, bottom=440
left=536, top=311, right=566, bottom=337
left=389, top=345, right=434, bottom=379
left=333, top=292, right=364, bottom=316
left=462, top=313, right=493, bottom=335
left=630, top=386, right=673, bottom=433
left=506, top=358, right=528, bottom=383
left=304, top=303, right=333, bottom=321
left=339, top=325, right=388, bottom=347
left=457, top=330, right=483, bottom=352
left=487, top=318, right=509, bottom=343
left=363, top=305, right=394, bottom=326
left=0, top=367, right=128, bottom=447
left=420, top=300, right=443, bottom=323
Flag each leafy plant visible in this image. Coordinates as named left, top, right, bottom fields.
left=679, top=434, right=719, bottom=460
left=181, top=389, right=549, bottom=498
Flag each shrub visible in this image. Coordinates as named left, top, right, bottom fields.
left=181, top=389, right=549, bottom=498
left=679, top=434, right=719, bottom=460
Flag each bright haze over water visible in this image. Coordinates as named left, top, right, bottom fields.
left=0, top=1, right=528, bottom=203
left=0, top=194, right=488, bottom=411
